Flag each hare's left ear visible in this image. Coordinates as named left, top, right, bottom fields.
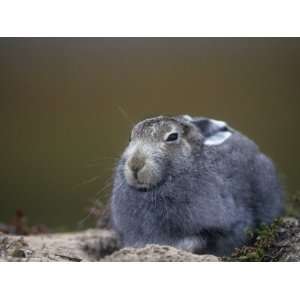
left=182, top=115, right=233, bottom=146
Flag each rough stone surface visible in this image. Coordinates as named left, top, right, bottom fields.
left=1, top=217, right=300, bottom=262
left=0, top=229, right=119, bottom=262
left=101, top=244, right=219, bottom=262
left=272, top=217, right=300, bottom=262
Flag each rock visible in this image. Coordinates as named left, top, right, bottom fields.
left=101, top=244, right=219, bottom=262
left=0, top=229, right=119, bottom=262
left=272, top=217, right=300, bottom=262
left=1, top=217, right=300, bottom=262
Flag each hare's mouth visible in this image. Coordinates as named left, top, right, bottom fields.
left=131, top=183, right=151, bottom=192
left=125, top=174, right=154, bottom=191
left=124, top=163, right=161, bottom=191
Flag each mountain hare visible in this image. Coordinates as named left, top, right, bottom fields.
left=110, top=115, right=283, bottom=255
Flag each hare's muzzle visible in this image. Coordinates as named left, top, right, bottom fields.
left=123, top=143, right=162, bottom=190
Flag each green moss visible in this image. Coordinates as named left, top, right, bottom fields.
left=227, top=218, right=284, bottom=262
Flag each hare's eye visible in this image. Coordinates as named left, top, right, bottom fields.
left=166, top=132, right=179, bottom=142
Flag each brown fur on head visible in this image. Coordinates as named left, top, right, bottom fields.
left=122, top=115, right=202, bottom=190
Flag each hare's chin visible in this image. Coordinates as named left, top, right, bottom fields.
left=130, top=182, right=152, bottom=191
left=125, top=175, right=149, bottom=189
left=124, top=175, right=158, bottom=191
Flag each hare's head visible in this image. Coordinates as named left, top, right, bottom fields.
left=121, top=115, right=232, bottom=190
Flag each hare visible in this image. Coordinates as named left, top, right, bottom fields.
left=110, top=115, right=284, bottom=255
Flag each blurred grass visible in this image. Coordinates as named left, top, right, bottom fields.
left=286, top=191, right=300, bottom=218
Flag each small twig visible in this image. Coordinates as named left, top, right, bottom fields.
left=55, top=254, right=82, bottom=262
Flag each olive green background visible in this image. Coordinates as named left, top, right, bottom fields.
left=0, top=38, right=299, bottom=230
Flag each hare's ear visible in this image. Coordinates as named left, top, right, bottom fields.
left=188, top=116, right=233, bottom=146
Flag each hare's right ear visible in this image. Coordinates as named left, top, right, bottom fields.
left=184, top=116, right=233, bottom=146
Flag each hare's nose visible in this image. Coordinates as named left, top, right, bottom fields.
left=128, top=158, right=145, bottom=180
left=131, top=166, right=140, bottom=180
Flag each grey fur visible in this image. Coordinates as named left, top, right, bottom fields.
left=110, top=115, right=284, bottom=255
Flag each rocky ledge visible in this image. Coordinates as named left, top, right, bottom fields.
left=0, top=217, right=299, bottom=262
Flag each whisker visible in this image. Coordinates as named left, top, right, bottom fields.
left=77, top=196, right=104, bottom=228
left=116, top=104, right=134, bottom=126
left=72, top=175, right=102, bottom=190
left=77, top=209, right=94, bottom=229
left=113, top=181, right=125, bottom=193
left=82, top=180, right=124, bottom=227
left=87, top=156, right=120, bottom=163
left=95, top=178, right=113, bottom=197
left=83, top=156, right=120, bottom=168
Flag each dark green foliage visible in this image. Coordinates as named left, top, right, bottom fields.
left=227, top=219, right=284, bottom=262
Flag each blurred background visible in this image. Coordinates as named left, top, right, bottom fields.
left=0, top=38, right=299, bottom=231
